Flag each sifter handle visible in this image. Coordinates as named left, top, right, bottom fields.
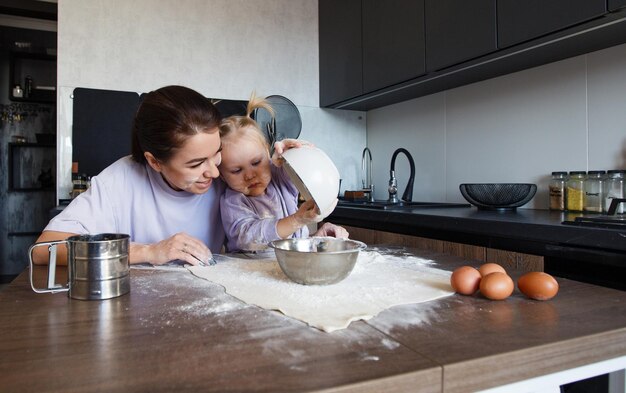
left=29, top=241, right=69, bottom=294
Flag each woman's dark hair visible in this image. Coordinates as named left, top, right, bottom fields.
left=131, top=85, right=221, bottom=164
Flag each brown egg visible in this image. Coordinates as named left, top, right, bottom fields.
left=450, top=266, right=482, bottom=295
left=479, top=272, right=514, bottom=300
left=478, top=263, right=506, bottom=277
left=517, top=272, right=559, bottom=300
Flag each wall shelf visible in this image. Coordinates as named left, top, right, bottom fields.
left=9, top=52, right=56, bottom=104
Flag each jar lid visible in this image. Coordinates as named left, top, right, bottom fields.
left=587, top=170, right=606, bottom=175
left=569, top=171, right=586, bottom=175
left=551, top=171, right=568, bottom=175
left=607, top=169, right=626, bottom=174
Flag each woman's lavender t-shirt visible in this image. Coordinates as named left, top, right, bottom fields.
left=220, top=164, right=308, bottom=252
left=45, top=156, right=226, bottom=254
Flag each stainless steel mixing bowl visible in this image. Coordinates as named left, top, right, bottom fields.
left=268, top=237, right=367, bottom=285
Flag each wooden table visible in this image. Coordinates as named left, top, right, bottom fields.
left=1, top=248, right=626, bottom=393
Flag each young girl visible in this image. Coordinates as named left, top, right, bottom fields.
left=219, top=93, right=348, bottom=252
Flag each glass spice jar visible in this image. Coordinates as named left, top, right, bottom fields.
left=583, top=170, right=606, bottom=213
left=604, top=170, right=625, bottom=214
left=12, top=84, right=23, bottom=98
left=549, top=171, right=568, bottom=211
left=70, top=173, right=88, bottom=199
left=566, top=171, right=586, bottom=212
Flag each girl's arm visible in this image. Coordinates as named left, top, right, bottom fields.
left=276, top=200, right=319, bottom=238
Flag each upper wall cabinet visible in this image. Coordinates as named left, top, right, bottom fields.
left=319, top=0, right=425, bottom=107
left=361, top=0, right=425, bottom=93
left=425, top=0, right=497, bottom=72
left=497, top=0, right=607, bottom=49
left=319, top=0, right=362, bottom=107
left=320, top=0, right=626, bottom=111
left=609, top=0, right=626, bottom=11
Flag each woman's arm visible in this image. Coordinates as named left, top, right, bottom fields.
left=31, top=230, right=76, bottom=265
left=32, top=231, right=211, bottom=266
left=129, top=233, right=212, bottom=266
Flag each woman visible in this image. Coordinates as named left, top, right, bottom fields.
left=33, top=85, right=224, bottom=266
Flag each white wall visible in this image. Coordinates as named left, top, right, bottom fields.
left=368, top=43, right=626, bottom=210
left=57, top=0, right=626, bottom=210
left=56, top=0, right=366, bottom=198
left=59, top=0, right=320, bottom=104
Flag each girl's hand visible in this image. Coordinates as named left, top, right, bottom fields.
left=293, top=200, right=321, bottom=226
left=272, top=139, right=314, bottom=166
left=131, top=232, right=212, bottom=266
left=277, top=200, right=320, bottom=238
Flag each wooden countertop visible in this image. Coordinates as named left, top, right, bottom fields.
left=2, top=248, right=626, bottom=393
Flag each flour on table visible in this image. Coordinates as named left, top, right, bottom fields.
left=188, top=250, right=454, bottom=332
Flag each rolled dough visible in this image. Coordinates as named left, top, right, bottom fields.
left=188, top=250, right=454, bottom=332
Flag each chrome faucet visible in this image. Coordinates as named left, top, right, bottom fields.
left=361, top=147, right=375, bottom=202
left=388, top=148, right=415, bottom=203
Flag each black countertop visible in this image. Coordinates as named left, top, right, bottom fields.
left=329, top=203, right=626, bottom=290
left=328, top=204, right=626, bottom=255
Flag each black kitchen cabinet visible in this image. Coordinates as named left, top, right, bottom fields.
left=319, top=0, right=425, bottom=107
left=319, top=0, right=362, bottom=107
left=72, top=88, right=140, bottom=178
left=609, top=0, right=626, bottom=11
left=497, top=0, right=607, bottom=49
left=425, top=0, right=497, bottom=72
left=320, top=0, right=626, bottom=110
left=362, top=0, right=425, bottom=93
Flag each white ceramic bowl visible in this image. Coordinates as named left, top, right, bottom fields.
left=281, top=146, right=340, bottom=220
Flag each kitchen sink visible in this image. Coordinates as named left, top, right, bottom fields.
left=337, top=200, right=470, bottom=210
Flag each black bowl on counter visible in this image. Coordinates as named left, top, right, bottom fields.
left=459, top=183, right=537, bottom=211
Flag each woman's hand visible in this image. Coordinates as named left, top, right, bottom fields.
left=272, top=138, right=314, bottom=166
left=131, top=232, right=212, bottom=266
left=314, top=222, right=349, bottom=239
